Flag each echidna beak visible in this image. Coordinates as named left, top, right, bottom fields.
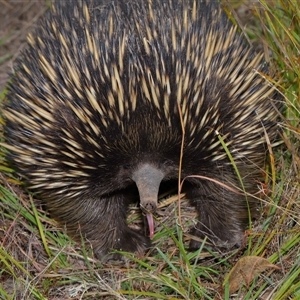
left=132, top=163, right=165, bottom=239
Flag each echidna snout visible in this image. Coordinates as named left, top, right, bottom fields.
left=132, top=163, right=166, bottom=239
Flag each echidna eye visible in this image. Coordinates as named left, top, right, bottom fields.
left=162, top=159, right=173, bottom=167
left=122, top=164, right=131, bottom=170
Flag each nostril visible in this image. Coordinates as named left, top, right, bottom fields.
left=142, top=201, right=157, bottom=213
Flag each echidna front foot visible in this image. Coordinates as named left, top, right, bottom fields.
left=187, top=183, right=250, bottom=250
left=113, top=228, right=151, bottom=258
left=189, top=222, right=245, bottom=251
left=76, top=194, right=151, bottom=260
left=93, top=228, right=151, bottom=260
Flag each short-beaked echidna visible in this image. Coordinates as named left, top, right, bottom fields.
left=3, top=0, right=280, bottom=258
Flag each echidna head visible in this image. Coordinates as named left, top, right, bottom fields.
left=115, top=155, right=179, bottom=238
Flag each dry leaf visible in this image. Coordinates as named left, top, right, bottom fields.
left=224, top=256, right=280, bottom=294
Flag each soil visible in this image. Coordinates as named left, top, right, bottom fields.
left=0, top=1, right=48, bottom=91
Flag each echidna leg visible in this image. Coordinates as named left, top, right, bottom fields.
left=187, top=183, right=253, bottom=250
left=57, top=193, right=151, bottom=259
left=93, top=194, right=151, bottom=259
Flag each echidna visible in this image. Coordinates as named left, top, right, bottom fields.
left=3, top=0, right=280, bottom=259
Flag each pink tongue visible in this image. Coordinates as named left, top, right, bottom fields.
left=146, top=213, right=154, bottom=239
